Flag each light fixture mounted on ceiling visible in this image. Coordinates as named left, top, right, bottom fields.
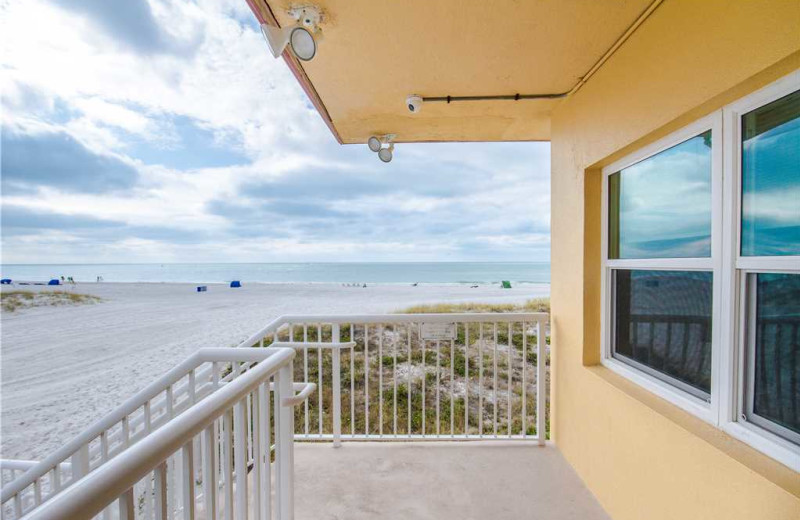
left=260, top=5, right=323, bottom=62
left=367, top=134, right=396, bottom=163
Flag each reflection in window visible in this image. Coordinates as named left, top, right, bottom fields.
left=613, top=270, right=713, bottom=397
left=741, top=90, right=800, bottom=257
left=749, top=273, right=800, bottom=441
left=608, top=131, right=712, bottom=259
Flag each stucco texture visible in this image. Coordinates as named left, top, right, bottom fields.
left=549, top=1, right=800, bottom=519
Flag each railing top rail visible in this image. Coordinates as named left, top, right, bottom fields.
left=274, top=312, right=548, bottom=325
left=271, top=341, right=357, bottom=350
left=2, top=348, right=284, bottom=502
left=21, top=347, right=296, bottom=520
left=233, top=312, right=548, bottom=351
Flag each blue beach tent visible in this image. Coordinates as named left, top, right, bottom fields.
left=230, top=281, right=241, bottom=288
left=48, top=279, right=60, bottom=285
left=0, top=279, right=11, bottom=285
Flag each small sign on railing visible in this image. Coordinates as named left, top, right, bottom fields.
left=420, top=322, right=457, bottom=340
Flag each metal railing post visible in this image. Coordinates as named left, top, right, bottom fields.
left=70, top=445, right=90, bottom=483
left=536, top=318, right=547, bottom=446
left=331, top=324, right=342, bottom=447
left=278, top=363, right=295, bottom=520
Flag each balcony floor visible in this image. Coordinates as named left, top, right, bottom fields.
left=294, top=441, right=610, bottom=520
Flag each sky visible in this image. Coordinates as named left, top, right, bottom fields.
left=0, top=0, right=551, bottom=264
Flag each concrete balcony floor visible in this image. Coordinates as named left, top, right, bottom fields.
left=294, top=441, right=610, bottom=520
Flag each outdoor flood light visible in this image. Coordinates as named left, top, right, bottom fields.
left=367, top=136, right=382, bottom=153
left=260, top=5, right=322, bottom=62
left=378, top=144, right=394, bottom=163
left=367, top=134, right=396, bottom=163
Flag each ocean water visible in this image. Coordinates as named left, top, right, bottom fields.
left=0, top=262, right=550, bottom=285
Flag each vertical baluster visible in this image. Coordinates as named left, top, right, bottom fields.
left=393, top=324, right=398, bottom=437
left=332, top=324, right=342, bottom=447
left=379, top=324, right=384, bottom=437
left=145, top=471, right=153, bottom=520
left=277, top=365, right=295, bottom=520
left=350, top=324, right=356, bottom=436
left=118, top=488, right=135, bottom=520
left=436, top=340, right=441, bottom=436
left=261, top=380, right=271, bottom=520
left=365, top=325, right=370, bottom=435
left=33, top=478, right=42, bottom=506
left=14, top=492, right=22, bottom=518
left=317, top=325, right=323, bottom=437
left=251, top=390, right=261, bottom=520
left=450, top=336, right=455, bottom=437
left=407, top=323, right=412, bottom=436
left=175, top=435, right=185, bottom=520
left=421, top=326, right=426, bottom=436
left=536, top=319, right=546, bottom=446
left=202, top=424, right=217, bottom=520
left=273, top=373, right=282, bottom=515
left=508, top=322, right=513, bottom=437
left=100, top=431, right=110, bottom=520
left=479, top=324, right=484, bottom=438
left=522, top=322, right=528, bottom=438
left=493, top=322, right=498, bottom=438
left=166, top=385, right=174, bottom=419
left=213, top=362, right=220, bottom=389
left=465, top=324, right=470, bottom=435
left=143, top=404, right=154, bottom=520
left=189, top=369, right=197, bottom=404
left=122, top=416, right=130, bottom=449
left=234, top=397, right=248, bottom=520
left=303, top=325, right=309, bottom=436
left=222, top=410, right=234, bottom=520
left=52, top=466, right=61, bottom=494
left=71, top=444, right=90, bottom=484
left=182, top=440, right=195, bottom=519
left=144, top=401, right=152, bottom=433
left=155, top=462, right=168, bottom=520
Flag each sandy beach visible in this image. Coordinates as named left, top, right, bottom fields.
left=1, top=282, right=547, bottom=461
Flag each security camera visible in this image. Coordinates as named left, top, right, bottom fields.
left=406, top=95, right=423, bottom=114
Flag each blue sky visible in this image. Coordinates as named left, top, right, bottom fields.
left=0, top=0, right=550, bottom=263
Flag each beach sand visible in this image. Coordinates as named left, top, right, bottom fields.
left=0, top=282, right=547, bottom=460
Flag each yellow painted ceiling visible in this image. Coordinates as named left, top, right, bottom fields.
left=259, top=0, right=655, bottom=144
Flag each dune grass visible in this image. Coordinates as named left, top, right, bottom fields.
left=1, top=290, right=102, bottom=313
left=397, top=297, right=549, bottom=315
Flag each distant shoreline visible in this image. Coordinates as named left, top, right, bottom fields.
left=2, top=280, right=551, bottom=286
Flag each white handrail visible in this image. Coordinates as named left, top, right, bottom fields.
left=21, top=346, right=297, bottom=520
left=282, top=382, right=317, bottom=407
left=1, top=351, right=212, bottom=503
left=2, top=348, right=299, bottom=518
left=4, top=311, right=550, bottom=518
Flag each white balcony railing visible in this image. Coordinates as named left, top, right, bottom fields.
left=267, top=313, right=549, bottom=445
left=2, top=347, right=316, bottom=520
left=1, top=312, right=549, bottom=519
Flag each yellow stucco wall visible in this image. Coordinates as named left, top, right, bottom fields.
left=549, top=1, right=800, bottom=519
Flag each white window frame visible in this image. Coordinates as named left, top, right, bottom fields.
left=600, top=69, right=800, bottom=471
left=718, top=70, right=800, bottom=470
left=600, top=113, right=723, bottom=426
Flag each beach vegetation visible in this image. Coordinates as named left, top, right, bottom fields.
left=1, top=290, right=102, bottom=313
left=396, top=297, right=550, bottom=315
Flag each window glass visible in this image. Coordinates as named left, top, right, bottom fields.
left=613, top=270, right=713, bottom=396
left=741, top=90, right=800, bottom=256
left=750, top=273, right=800, bottom=440
left=608, top=131, right=712, bottom=259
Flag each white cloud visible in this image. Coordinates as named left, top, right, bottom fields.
left=1, top=0, right=551, bottom=263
